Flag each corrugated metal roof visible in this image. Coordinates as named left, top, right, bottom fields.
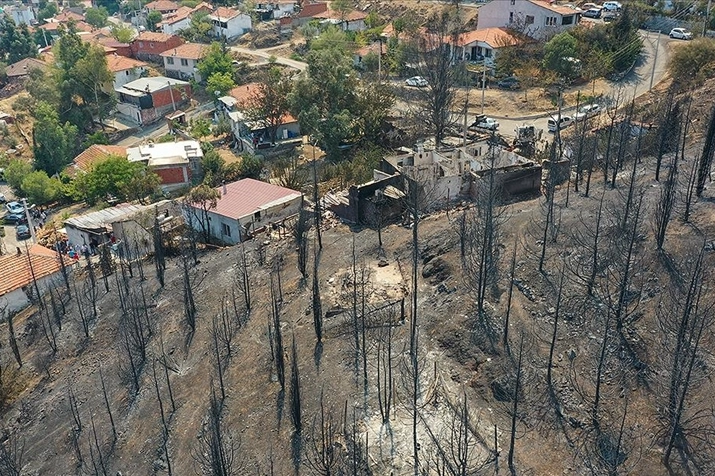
left=64, top=204, right=150, bottom=232
left=207, top=179, right=302, bottom=221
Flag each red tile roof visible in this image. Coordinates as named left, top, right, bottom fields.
left=6, top=58, right=47, bottom=77
left=54, top=10, right=84, bottom=22
left=160, top=42, right=207, bottom=60
left=134, top=31, right=177, bottom=43
left=209, top=178, right=302, bottom=221
left=0, top=245, right=64, bottom=297
left=211, top=7, right=241, bottom=20
left=296, top=2, right=328, bottom=18
left=356, top=42, right=386, bottom=57
left=145, top=0, right=179, bottom=11
left=67, top=144, right=127, bottom=176
left=106, top=54, right=147, bottom=72
left=529, top=0, right=580, bottom=15
left=228, top=83, right=297, bottom=123
left=315, top=7, right=368, bottom=22
left=455, top=28, right=521, bottom=48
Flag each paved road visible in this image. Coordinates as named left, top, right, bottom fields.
left=230, top=46, right=308, bottom=71
left=495, top=30, right=672, bottom=138
left=116, top=101, right=216, bottom=147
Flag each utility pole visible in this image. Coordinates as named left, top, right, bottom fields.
left=377, top=37, right=382, bottom=79
left=21, top=198, right=36, bottom=244
left=480, top=67, right=486, bottom=114
left=704, top=0, right=712, bottom=37
left=167, top=81, right=176, bottom=111
left=649, top=30, right=660, bottom=91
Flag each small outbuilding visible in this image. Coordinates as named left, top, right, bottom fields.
left=184, top=178, right=303, bottom=244
left=0, top=245, right=66, bottom=316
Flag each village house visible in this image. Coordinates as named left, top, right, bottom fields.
left=160, top=42, right=207, bottom=82
left=291, top=1, right=328, bottom=27
left=217, top=83, right=301, bottom=154
left=455, top=27, right=521, bottom=68
left=145, top=0, right=179, bottom=15
left=115, top=76, right=191, bottom=126
left=476, top=0, right=581, bottom=40
left=6, top=4, right=36, bottom=25
left=64, top=144, right=128, bottom=177
left=159, top=2, right=212, bottom=35
left=106, top=54, right=148, bottom=90
left=254, top=0, right=297, bottom=20
left=5, top=57, right=47, bottom=82
left=0, top=245, right=66, bottom=316
left=130, top=31, right=184, bottom=62
left=208, top=7, right=252, bottom=40
left=127, top=140, right=203, bottom=190
left=314, top=8, right=368, bottom=31
left=353, top=41, right=386, bottom=69
left=185, top=178, right=303, bottom=244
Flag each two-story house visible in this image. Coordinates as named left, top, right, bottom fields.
left=145, top=0, right=179, bottom=15
left=116, top=76, right=192, bottom=125
left=161, top=43, right=207, bottom=82
left=476, top=0, right=580, bottom=40
left=131, top=31, right=184, bottom=62
left=208, top=7, right=252, bottom=39
left=159, top=2, right=212, bottom=35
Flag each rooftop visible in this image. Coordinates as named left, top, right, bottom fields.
left=6, top=57, right=47, bottom=77
left=127, top=140, right=203, bottom=165
left=208, top=178, right=302, bottom=221
left=106, top=54, right=147, bottom=73
left=209, top=7, right=242, bottom=20
left=455, top=27, right=521, bottom=48
left=134, top=31, right=178, bottom=43
left=67, top=144, right=128, bottom=176
left=296, top=2, right=328, bottom=18
left=117, top=76, right=189, bottom=95
left=64, top=203, right=152, bottom=232
left=528, top=0, right=580, bottom=15
left=145, top=0, right=179, bottom=11
left=0, top=245, right=63, bottom=297
left=160, top=42, right=207, bottom=60
left=315, top=8, right=368, bottom=22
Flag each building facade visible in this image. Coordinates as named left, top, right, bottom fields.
left=476, top=0, right=580, bottom=40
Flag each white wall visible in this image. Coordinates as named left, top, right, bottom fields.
left=113, top=66, right=147, bottom=90
left=212, top=14, right=252, bottom=39
left=163, top=56, right=202, bottom=81
left=2, top=272, right=67, bottom=316
left=476, top=0, right=579, bottom=39
left=162, top=18, right=191, bottom=35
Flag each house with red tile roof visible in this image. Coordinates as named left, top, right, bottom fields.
left=159, top=2, right=212, bottom=35
left=217, top=83, right=300, bottom=154
left=65, top=144, right=128, bottom=177
left=160, top=42, right=207, bottom=81
left=5, top=58, right=48, bottom=82
left=106, top=54, right=148, bottom=89
left=292, top=1, right=328, bottom=26
left=476, top=0, right=580, bottom=39
left=145, top=0, right=180, bottom=14
left=130, top=31, right=184, bottom=62
left=208, top=7, right=252, bottom=39
left=185, top=178, right=303, bottom=244
left=454, top=27, right=521, bottom=67
left=314, top=6, right=368, bottom=31
left=0, top=245, right=67, bottom=315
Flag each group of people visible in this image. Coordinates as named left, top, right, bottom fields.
left=54, top=234, right=112, bottom=262
left=30, top=207, right=48, bottom=232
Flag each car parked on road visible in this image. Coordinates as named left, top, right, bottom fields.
left=670, top=28, right=693, bottom=40
left=497, top=76, right=520, bottom=90
left=3, top=213, right=27, bottom=225
left=6, top=201, right=23, bottom=215
left=582, top=7, right=602, bottom=18
left=574, top=104, right=602, bottom=121
left=405, top=76, right=428, bottom=87
left=15, top=224, right=31, bottom=240
left=547, top=115, right=574, bottom=132
left=470, top=115, right=499, bottom=131
left=603, top=11, right=619, bottom=22
left=602, top=1, right=622, bottom=11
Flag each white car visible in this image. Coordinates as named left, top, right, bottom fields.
left=602, top=1, right=622, bottom=11
left=5, top=201, right=23, bottom=215
left=471, top=116, right=499, bottom=131
left=670, top=28, right=693, bottom=40
left=574, top=104, right=601, bottom=121
left=405, top=76, right=428, bottom=87
left=547, top=115, right=574, bottom=132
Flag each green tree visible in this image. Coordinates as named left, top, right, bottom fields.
left=180, top=11, right=213, bottom=42
left=331, top=0, right=353, bottom=21
left=244, top=66, right=293, bottom=143
left=37, top=2, right=58, bottom=22
left=32, top=101, right=78, bottom=176
left=201, top=148, right=225, bottom=186
left=184, top=184, right=221, bottom=243
left=4, top=159, right=33, bottom=194
left=191, top=118, right=212, bottom=140
left=354, top=81, right=394, bottom=143
left=146, top=10, right=163, bottom=32
left=85, top=7, right=109, bottom=29
left=238, top=154, right=263, bottom=179
left=96, top=0, right=120, bottom=14
left=543, top=32, right=579, bottom=81
left=21, top=170, right=61, bottom=205
left=668, top=37, right=715, bottom=89
left=73, top=44, right=117, bottom=127
left=110, top=24, right=135, bottom=43
left=197, top=42, right=234, bottom=81
left=206, top=72, right=235, bottom=98
left=0, top=17, right=36, bottom=63
left=310, top=26, right=353, bottom=54
left=72, top=156, right=160, bottom=205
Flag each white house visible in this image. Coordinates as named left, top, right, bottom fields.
left=160, top=43, right=207, bottom=82
left=8, top=5, right=36, bottom=25
left=455, top=27, right=521, bottom=68
left=185, top=178, right=303, bottom=244
left=208, top=7, right=252, bottom=40
left=0, top=245, right=66, bottom=316
left=159, top=2, right=212, bottom=35
left=476, top=0, right=581, bottom=40
left=127, top=140, right=203, bottom=190
left=314, top=8, right=368, bottom=32
left=106, top=54, right=148, bottom=90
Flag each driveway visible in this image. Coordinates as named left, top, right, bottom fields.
left=230, top=46, right=308, bottom=71
left=116, top=101, right=216, bottom=147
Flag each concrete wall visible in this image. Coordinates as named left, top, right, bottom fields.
left=112, top=66, right=147, bottom=90
left=162, top=18, right=191, bottom=35
left=471, top=163, right=542, bottom=199
left=477, top=0, right=579, bottom=39
left=164, top=57, right=202, bottom=82
left=132, top=36, right=185, bottom=61
left=2, top=272, right=65, bottom=316
left=212, top=14, right=252, bottom=39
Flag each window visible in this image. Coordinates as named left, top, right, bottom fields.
left=509, top=12, right=514, bottom=23
left=221, top=223, right=231, bottom=237
left=125, top=70, right=130, bottom=76
left=562, top=15, right=574, bottom=25
left=150, top=42, right=155, bottom=48
left=166, top=57, right=174, bottom=65
left=254, top=211, right=261, bottom=221
left=525, top=15, right=534, bottom=24
left=545, top=16, right=557, bottom=26
left=485, top=49, right=492, bottom=58
left=181, top=58, right=189, bottom=66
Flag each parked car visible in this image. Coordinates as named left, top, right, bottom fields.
left=3, top=213, right=27, bottom=225
left=574, top=104, right=602, bottom=121
left=547, top=115, right=574, bottom=132
left=582, top=2, right=599, bottom=8
left=582, top=8, right=602, bottom=18
left=405, top=76, right=428, bottom=87
left=670, top=28, right=693, bottom=40
left=603, top=11, right=619, bottom=22
left=470, top=115, right=499, bottom=131
left=15, top=224, right=31, bottom=240
left=5, top=201, right=23, bottom=215
left=602, top=1, right=622, bottom=11
left=497, top=76, right=520, bottom=90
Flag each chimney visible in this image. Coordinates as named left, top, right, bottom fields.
left=222, top=181, right=227, bottom=195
